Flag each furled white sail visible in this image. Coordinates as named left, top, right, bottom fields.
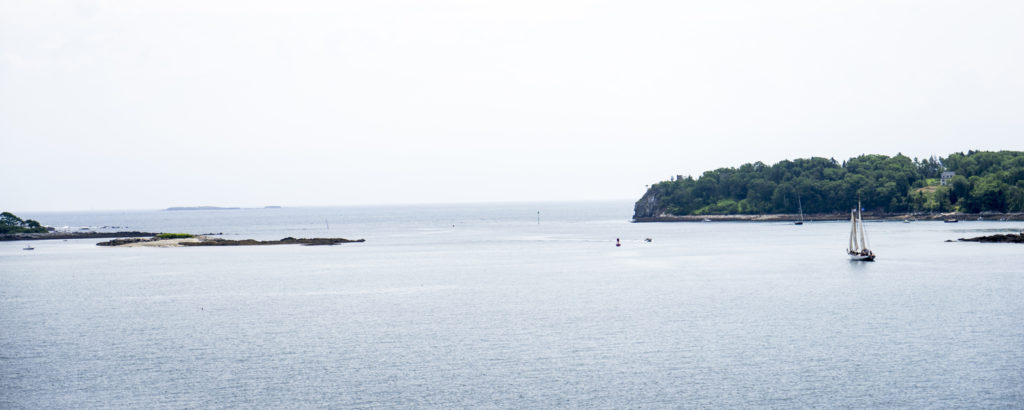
left=849, top=210, right=857, bottom=252
left=858, top=206, right=867, bottom=251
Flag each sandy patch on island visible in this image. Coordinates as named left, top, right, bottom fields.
left=120, top=236, right=207, bottom=247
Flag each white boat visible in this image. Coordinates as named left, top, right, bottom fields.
left=847, top=200, right=875, bottom=261
left=23, top=245, right=34, bottom=250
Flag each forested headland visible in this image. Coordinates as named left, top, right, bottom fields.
left=634, top=150, right=1024, bottom=220
left=0, top=212, right=47, bottom=234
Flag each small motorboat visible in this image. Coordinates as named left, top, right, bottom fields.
left=23, top=245, right=34, bottom=250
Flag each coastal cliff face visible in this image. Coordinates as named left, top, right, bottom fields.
left=633, top=186, right=666, bottom=220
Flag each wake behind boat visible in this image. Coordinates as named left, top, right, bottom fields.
left=847, top=200, right=875, bottom=261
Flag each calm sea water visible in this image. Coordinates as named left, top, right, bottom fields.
left=2, top=202, right=1023, bottom=408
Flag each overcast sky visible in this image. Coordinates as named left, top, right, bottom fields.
left=3, top=1, right=1023, bottom=212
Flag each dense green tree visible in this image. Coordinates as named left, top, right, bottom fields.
left=0, top=212, right=48, bottom=234
left=924, top=187, right=953, bottom=212
left=0, top=212, right=23, bottom=226
left=635, top=150, right=1024, bottom=216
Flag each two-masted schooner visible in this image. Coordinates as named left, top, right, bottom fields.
left=847, top=200, right=876, bottom=261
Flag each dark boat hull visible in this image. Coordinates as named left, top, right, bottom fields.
left=849, top=252, right=875, bottom=261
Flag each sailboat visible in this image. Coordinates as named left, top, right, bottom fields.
left=794, top=197, right=804, bottom=225
left=847, top=200, right=875, bottom=261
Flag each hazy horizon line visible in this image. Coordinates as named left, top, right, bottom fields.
left=10, top=197, right=639, bottom=215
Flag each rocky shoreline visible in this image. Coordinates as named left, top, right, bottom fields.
left=956, top=233, right=1024, bottom=243
left=1, top=231, right=158, bottom=241
left=633, top=212, right=1024, bottom=222
left=182, top=237, right=365, bottom=246
left=97, top=236, right=365, bottom=247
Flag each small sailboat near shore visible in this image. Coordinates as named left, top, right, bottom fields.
left=847, top=200, right=875, bottom=261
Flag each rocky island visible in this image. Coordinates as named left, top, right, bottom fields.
left=1, top=211, right=160, bottom=241
left=3, top=211, right=364, bottom=247
left=97, top=234, right=364, bottom=247
left=956, top=233, right=1024, bottom=244
left=3, top=231, right=159, bottom=241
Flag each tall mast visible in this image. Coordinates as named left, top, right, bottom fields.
left=857, top=200, right=867, bottom=250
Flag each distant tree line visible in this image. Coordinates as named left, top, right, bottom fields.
left=639, top=150, right=1024, bottom=215
left=0, top=212, right=48, bottom=234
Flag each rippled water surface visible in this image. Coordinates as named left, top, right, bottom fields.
left=3, top=202, right=1023, bottom=408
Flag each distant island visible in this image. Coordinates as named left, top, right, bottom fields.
left=165, top=206, right=284, bottom=210
left=2, top=211, right=364, bottom=246
left=165, top=206, right=241, bottom=211
left=635, top=150, right=1024, bottom=221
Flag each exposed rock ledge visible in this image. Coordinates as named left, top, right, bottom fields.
left=98, top=236, right=365, bottom=247
left=2, top=231, right=157, bottom=241
left=956, top=233, right=1024, bottom=243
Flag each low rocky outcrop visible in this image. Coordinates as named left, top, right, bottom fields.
left=957, top=233, right=1024, bottom=243
left=95, top=237, right=155, bottom=246
left=97, top=235, right=365, bottom=247
left=2, top=231, right=157, bottom=241
left=180, top=237, right=365, bottom=246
